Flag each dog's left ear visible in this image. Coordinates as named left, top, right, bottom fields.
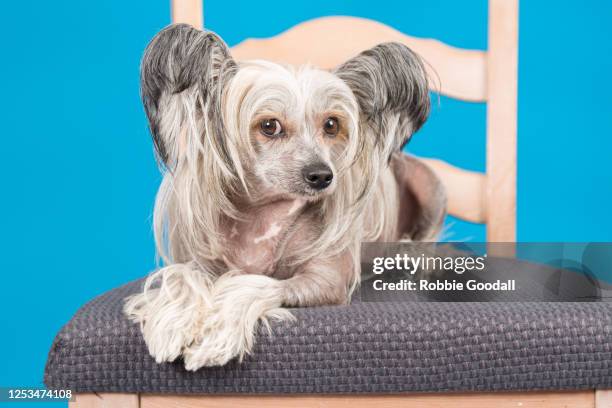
left=140, top=24, right=237, bottom=168
left=334, top=43, right=430, bottom=157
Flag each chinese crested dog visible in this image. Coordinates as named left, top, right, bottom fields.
left=125, top=24, right=445, bottom=370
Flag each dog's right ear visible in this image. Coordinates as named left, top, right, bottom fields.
left=140, top=24, right=237, bottom=167
left=334, top=43, right=430, bottom=161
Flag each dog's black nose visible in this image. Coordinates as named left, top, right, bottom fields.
left=302, top=163, right=333, bottom=190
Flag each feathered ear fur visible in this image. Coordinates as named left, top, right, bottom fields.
left=334, top=42, right=430, bottom=160
left=141, top=24, right=244, bottom=265
left=140, top=23, right=237, bottom=168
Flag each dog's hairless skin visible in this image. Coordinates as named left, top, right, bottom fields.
left=125, top=24, right=446, bottom=370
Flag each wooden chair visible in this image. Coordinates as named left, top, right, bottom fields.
left=70, top=1, right=612, bottom=406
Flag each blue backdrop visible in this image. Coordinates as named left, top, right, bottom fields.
left=1, top=0, right=610, bottom=403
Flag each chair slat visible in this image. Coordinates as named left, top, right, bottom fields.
left=231, top=16, right=487, bottom=102
left=421, top=158, right=487, bottom=224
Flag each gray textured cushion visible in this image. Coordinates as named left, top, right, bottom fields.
left=44, top=278, right=612, bottom=394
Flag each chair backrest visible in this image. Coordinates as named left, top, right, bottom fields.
left=170, top=0, right=519, bottom=242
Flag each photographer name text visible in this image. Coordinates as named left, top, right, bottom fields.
left=372, top=279, right=516, bottom=292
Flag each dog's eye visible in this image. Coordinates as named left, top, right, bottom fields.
left=323, top=117, right=339, bottom=136
left=260, top=119, right=283, bottom=137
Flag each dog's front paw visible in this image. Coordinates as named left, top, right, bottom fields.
left=124, top=289, right=201, bottom=363
left=124, top=263, right=214, bottom=364
left=182, top=306, right=292, bottom=370
left=182, top=318, right=241, bottom=369
left=182, top=273, right=294, bottom=370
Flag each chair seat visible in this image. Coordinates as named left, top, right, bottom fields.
left=44, top=277, right=612, bottom=394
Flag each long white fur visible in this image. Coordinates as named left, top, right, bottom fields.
left=125, top=262, right=214, bottom=363
left=183, top=273, right=293, bottom=369
left=125, top=27, right=433, bottom=369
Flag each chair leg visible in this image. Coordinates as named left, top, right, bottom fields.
left=70, top=393, right=140, bottom=408
left=596, top=390, right=612, bottom=408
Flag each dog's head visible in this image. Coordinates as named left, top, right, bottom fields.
left=141, top=24, right=429, bottom=204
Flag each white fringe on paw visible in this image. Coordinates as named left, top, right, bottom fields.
left=183, top=273, right=294, bottom=370
left=124, top=262, right=214, bottom=364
